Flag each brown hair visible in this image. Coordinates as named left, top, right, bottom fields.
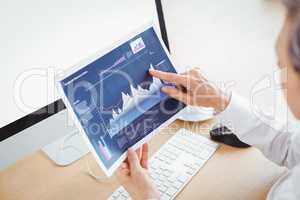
left=283, top=0, right=300, bottom=72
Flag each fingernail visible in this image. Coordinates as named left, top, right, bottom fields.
left=161, top=87, right=167, bottom=92
left=121, top=163, right=127, bottom=168
left=149, top=69, right=155, bottom=74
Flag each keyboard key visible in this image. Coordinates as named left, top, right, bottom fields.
left=200, top=150, right=211, bottom=159
left=161, top=194, right=171, bottom=200
left=166, top=187, right=177, bottom=196
left=158, top=185, right=168, bottom=193
left=112, top=193, right=118, bottom=198
left=172, top=181, right=183, bottom=189
left=186, top=170, right=195, bottom=175
left=120, top=195, right=127, bottom=200
left=177, top=174, right=190, bottom=183
left=163, top=169, right=172, bottom=177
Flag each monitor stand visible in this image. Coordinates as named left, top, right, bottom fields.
left=42, top=130, right=89, bottom=166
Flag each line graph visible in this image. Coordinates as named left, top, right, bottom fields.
left=105, top=64, right=165, bottom=138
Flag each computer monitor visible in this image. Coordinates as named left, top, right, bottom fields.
left=0, top=0, right=170, bottom=169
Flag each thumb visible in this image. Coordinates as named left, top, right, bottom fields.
left=127, top=148, right=141, bottom=172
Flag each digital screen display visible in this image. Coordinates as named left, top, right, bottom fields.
left=59, top=27, right=185, bottom=171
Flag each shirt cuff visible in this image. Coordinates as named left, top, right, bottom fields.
left=215, top=92, right=260, bottom=139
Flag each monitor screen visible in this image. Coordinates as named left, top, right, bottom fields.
left=0, top=0, right=162, bottom=130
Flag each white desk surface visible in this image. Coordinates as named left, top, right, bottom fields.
left=0, top=120, right=285, bottom=200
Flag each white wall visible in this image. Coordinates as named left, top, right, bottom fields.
left=163, top=0, right=295, bottom=122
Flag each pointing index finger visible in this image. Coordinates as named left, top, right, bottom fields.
left=149, top=69, right=187, bottom=86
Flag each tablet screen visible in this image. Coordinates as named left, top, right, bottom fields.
left=58, top=25, right=185, bottom=176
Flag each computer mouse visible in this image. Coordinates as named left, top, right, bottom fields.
left=209, top=124, right=251, bottom=148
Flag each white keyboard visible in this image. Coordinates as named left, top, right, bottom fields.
left=108, top=129, right=218, bottom=200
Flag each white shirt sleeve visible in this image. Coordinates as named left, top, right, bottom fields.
left=215, top=93, right=300, bottom=169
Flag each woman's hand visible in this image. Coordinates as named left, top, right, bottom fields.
left=115, top=143, right=160, bottom=200
left=149, top=68, right=231, bottom=113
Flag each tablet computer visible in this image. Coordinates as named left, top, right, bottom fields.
left=57, top=23, right=185, bottom=176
